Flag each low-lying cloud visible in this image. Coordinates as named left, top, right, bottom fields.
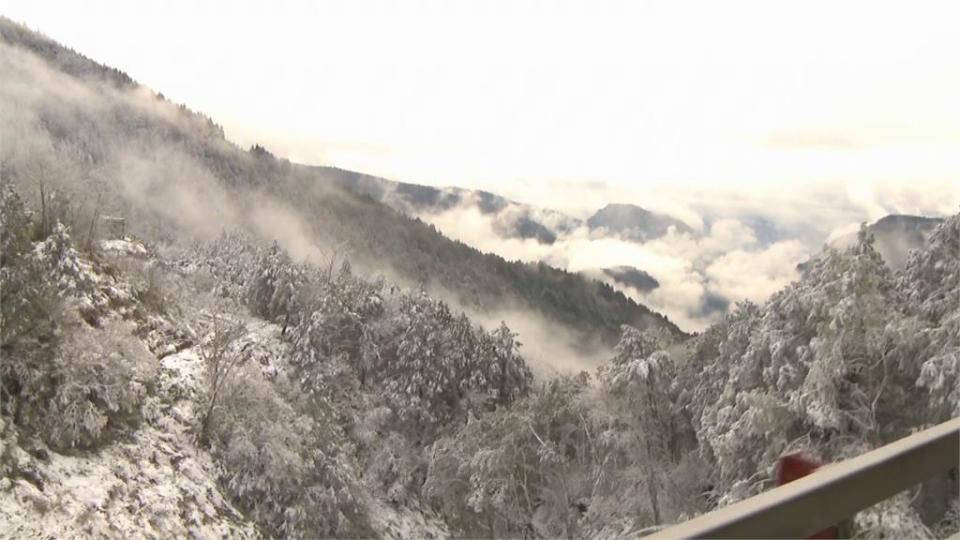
left=420, top=203, right=810, bottom=331
left=415, top=181, right=958, bottom=332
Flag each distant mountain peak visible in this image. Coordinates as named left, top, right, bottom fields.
left=587, top=203, right=695, bottom=242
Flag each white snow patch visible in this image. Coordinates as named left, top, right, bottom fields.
left=0, top=344, right=259, bottom=538
left=100, top=238, right=149, bottom=257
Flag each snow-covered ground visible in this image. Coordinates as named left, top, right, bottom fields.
left=0, top=238, right=451, bottom=538
left=0, top=346, right=258, bottom=539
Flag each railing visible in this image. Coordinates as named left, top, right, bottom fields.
left=647, top=417, right=960, bottom=539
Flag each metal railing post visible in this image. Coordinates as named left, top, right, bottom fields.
left=648, top=418, right=960, bottom=539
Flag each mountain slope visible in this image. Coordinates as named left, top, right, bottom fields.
left=602, top=266, right=660, bottom=292
left=831, top=214, right=944, bottom=269
left=318, top=165, right=578, bottom=244
left=0, top=220, right=453, bottom=537
left=323, top=166, right=702, bottom=248
left=2, top=19, right=957, bottom=540
left=798, top=214, right=946, bottom=275
left=0, top=17, right=682, bottom=347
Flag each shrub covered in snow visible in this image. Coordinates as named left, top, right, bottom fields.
left=33, top=317, right=153, bottom=450
left=205, top=363, right=370, bottom=537
left=0, top=187, right=59, bottom=361
left=2, top=191, right=155, bottom=450
left=424, top=374, right=594, bottom=537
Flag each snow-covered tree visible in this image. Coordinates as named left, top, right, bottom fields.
left=205, top=363, right=369, bottom=537
left=902, top=214, right=960, bottom=419
left=599, top=325, right=691, bottom=524
left=424, top=374, right=592, bottom=537
left=244, top=241, right=307, bottom=333
left=1, top=209, right=152, bottom=450
left=0, top=187, right=57, bottom=355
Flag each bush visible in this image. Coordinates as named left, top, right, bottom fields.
left=1, top=187, right=62, bottom=422
left=134, top=262, right=168, bottom=315
left=2, top=188, right=153, bottom=448
left=12, top=316, right=153, bottom=450
left=0, top=187, right=59, bottom=354
left=206, top=364, right=370, bottom=537
left=424, top=375, right=591, bottom=537
left=357, top=409, right=424, bottom=504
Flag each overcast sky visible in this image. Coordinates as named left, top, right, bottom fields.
left=2, top=0, right=959, bottom=217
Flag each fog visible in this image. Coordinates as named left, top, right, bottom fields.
left=0, top=36, right=615, bottom=376
left=430, top=289, right=614, bottom=377
left=3, top=27, right=955, bottom=378
left=421, top=205, right=805, bottom=330
left=0, top=39, right=332, bottom=269
left=414, top=181, right=958, bottom=331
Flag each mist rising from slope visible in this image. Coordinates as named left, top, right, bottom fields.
left=0, top=35, right=616, bottom=376
left=0, top=39, right=329, bottom=265
left=426, top=287, right=614, bottom=377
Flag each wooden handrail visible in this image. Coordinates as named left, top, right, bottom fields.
left=647, top=417, right=960, bottom=539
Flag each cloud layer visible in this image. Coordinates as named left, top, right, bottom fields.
left=414, top=180, right=958, bottom=332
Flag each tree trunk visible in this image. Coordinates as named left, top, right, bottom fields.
left=85, top=193, right=102, bottom=251
left=644, top=438, right=662, bottom=525
left=39, top=182, right=47, bottom=238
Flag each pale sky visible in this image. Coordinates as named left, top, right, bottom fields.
left=2, top=0, right=959, bottom=216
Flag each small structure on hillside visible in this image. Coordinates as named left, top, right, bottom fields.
left=101, top=215, right=126, bottom=239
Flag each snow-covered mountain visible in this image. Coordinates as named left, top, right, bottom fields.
left=1, top=17, right=957, bottom=540
left=0, top=16, right=681, bottom=350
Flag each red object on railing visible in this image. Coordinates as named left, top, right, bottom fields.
left=777, top=453, right=839, bottom=539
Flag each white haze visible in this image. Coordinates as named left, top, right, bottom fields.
left=5, top=1, right=958, bottom=205
left=422, top=205, right=804, bottom=331
left=0, top=37, right=614, bottom=375
left=415, top=183, right=959, bottom=331
left=0, top=40, right=332, bottom=266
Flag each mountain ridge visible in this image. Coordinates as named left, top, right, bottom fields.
left=0, top=16, right=684, bottom=347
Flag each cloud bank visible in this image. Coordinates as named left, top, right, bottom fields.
left=415, top=181, right=958, bottom=332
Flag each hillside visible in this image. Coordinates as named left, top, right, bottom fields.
left=318, top=165, right=579, bottom=245
left=602, top=266, right=660, bottom=292
left=322, top=166, right=704, bottom=248
left=0, top=17, right=681, bottom=350
left=831, top=214, right=945, bottom=269
left=798, top=214, right=947, bottom=275
left=1, top=17, right=957, bottom=540
left=0, top=207, right=456, bottom=537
